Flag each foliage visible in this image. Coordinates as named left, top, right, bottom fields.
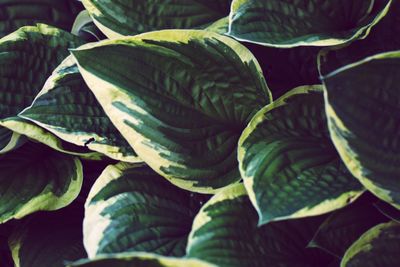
left=0, top=0, right=399, bottom=266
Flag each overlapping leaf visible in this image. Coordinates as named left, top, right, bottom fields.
left=322, top=51, right=400, bottom=209
left=341, top=221, right=400, bottom=267
left=0, top=142, right=83, bottom=223
left=309, top=198, right=389, bottom=257
left=69, top=252, right=216, bottom=267
left=0, top=0, right=82, bottom=38
left=20, top=56, right=140, bottom=162
left=72, top=30, right=270, bottom=193
left=186, top=184, right=334, bottom=267
left=238, top=86, right=364, bottom=224
left=81, top=0, right=231, bottom=38
left=9, top=205, right=86, bottom=267
left=0, top=24, right=84, bottom=153
left=318, top=0, right=400, bottom=74
left=84, top=163, right=208, bottom=258
left=228, top=0, right=392, bottom=47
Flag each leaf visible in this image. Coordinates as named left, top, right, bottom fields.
left=20, top=56, right=140, bottom=163
left=0, top=141, right=83, bottom=223
left=9, top=205, right=86, bottom=267
left=72, top=30, right=270, bottom=193
left=84, top=163, right=208, bottom=258
left=69, top=252, right=216, bottom=267
left=228, top=0, right=392, bottom=47
left=322, top=51, right=400, bottom=209
left=0, top=117, right=104, bottom=160
left=71, top=10, right=106, bottom=42
left=374, top=200, right=400, bottom=223
left=0, top=24, right=85, bottom=153
left=341, top=221, right=400, bottom=267
left=81, top=0, right=231, bottom=38
left=186, top=184, right=333, bottom=267
left=309, top=197, right=389, bottom=258
left=0, top=0, right=82, bottom=38
left=238, top=86, right=364, bottom=224
left=318, top=0, right=400, bottom=75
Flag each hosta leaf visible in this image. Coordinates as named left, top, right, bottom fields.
left=186, top=184, right=333, bottom=267
left=0, top=0, right=82, bottom=38
left=0, top=142, right=83, bottom=223
left=319, top=0, right=400, bottom=74
left=309, top=198, right=389, bottom=258
left=81, top=0, right=231, bottom=38
left=238, top=86, right=364, bottom=224
left=0, top=24, right=85, bottom=153
left=0, top=117, right=104, bottom=160
left=71, top=10, right=106, bottom=42
left=20, top=56, right=140, bottom=163
left=9, top=205, right=86, bottom=267
left=341, top=221, right=400, bottom=267
left=228, top=0, right=392, bottom=47
left=245, top=43, right=320, bottom=98
left=322, top=51, right=400, bottom=209
left=72, top=30, right=270, bottom=193
left=69, top=252, right=216, bottom=267
left=84, top=163, right=208, bottom=258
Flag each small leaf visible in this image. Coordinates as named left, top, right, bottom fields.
left=186, top=184, right=333, bottom=267
left=9, top=205, right=86, bottom=267
left=20, top=56, right=140, bottom=163
left=309, top=197, right=389, bottom=258
left=72, top=30, right=270, bottom=193
left=0, top=142, right=83, bottom=223
left=68, top=252, right=216, bottom=267
left=322, top=51, right=400, bottom=209
left=341, top=221, right=400, bottom=267
left=0, top=24, right=85, bottom=153
left=228, top=0, right=392, bottom=47
left=238, top=86, right=364, bottom=224
left=81, top=0, right=231, bottom=38
left=84, top=163, right=209, bottom=257
left=0, top=0, right=82, bottom=38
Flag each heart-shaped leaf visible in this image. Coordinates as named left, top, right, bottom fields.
left=186, top=184, right=333, bottom=267
left=84, top=163, right=209, bottom=258
left=228, top=0, right=391, bottom=47
left=0, top=142, right=83, bottom=223
left=322, top=50, right=400, bottom=209
left=81, top=0, right=231, bottom=38
left=20, top=56, right=140, bottom=163
left=341, top=221, right=400, bottom=267
left=238, top=86, right=364, bottom=224
left=72, top=30, right=270, bottom=193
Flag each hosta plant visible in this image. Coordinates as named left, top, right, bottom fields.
left=0, top=0, right=399, bottom=266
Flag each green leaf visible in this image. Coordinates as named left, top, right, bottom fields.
left=72, top=30, right=270, bottom=193
left=0, top=117, right=104, bottom=160
left=228, top=0, right=392, bottom=47
left=0, top=24, right=85, bottom=153
left=322, top=51, right=400, bottom=209
left=20, top=56, right=140, bottom=163
left=81, top=0, right=231, bottom=38
left=186, top=183, right=333, bottom=267
left=71, top=10, right=106, bottom=42
left=84, top=163, right=208, bottom=258
left=318, top=0, right=400, bottom=75
left=69, top=252, right=216, bottom=267
left=0, top=141, right=83, bottom=223
left=341, top=221, right=400, bottom=267
left=0, top=0, right=82, bottom=38
left=238, top=86, right=364, bottom=224
left=309, top=197, right=389, bottom=258
left=9, top=205, right=86, bottom=267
